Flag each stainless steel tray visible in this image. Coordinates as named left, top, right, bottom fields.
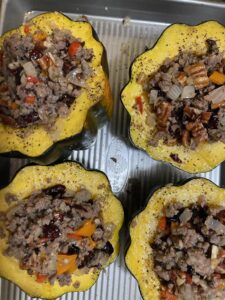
left=0, top=0, right=225, bottom=299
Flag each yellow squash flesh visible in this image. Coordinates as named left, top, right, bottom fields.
left=125, top=178, right=225, bottom=300
left=0, top=162, right=124, bottom=299
left=121, top=21, right=225, bottom=173
left=0, top=12, right=112, bottom=158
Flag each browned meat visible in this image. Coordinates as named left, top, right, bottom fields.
left=1, top=185, right=115, bottom=286
left=152, top=199, right=225, bottom=300
left=144, top=40, right=225, bottom=148
left=0, top=28, right=94, bottom=128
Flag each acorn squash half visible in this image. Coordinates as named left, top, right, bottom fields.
left=121, top=21, right=225, bottom=173
left=0, top=162, right=124, bottom=299
left=125, top=178, right=225, bottom=300
left=0, top=12, right=112, bottom=164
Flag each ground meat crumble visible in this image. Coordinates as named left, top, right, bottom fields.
left=0, top=184, right=115, bottom=286
left=139, top=39, right=225, bottom=149
left=151, top=197, right=225, bottom=300
left=0, top=27, right=94, bottom=129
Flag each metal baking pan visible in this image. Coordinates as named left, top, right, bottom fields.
left=0, top=0, right=225, bottom=299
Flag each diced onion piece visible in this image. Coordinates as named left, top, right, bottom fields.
left=204, top=86, right=225, bottom=104
left=177, top=276, right=186, bottom=286
left=181, top=85, right=196, bottom=99
left=20, top=74, right=26, bottom=85
left=166, top=84, right=182, bottom=101
left=205, top=216, right=225, bottom=234
left=179, top=208, right=192, bottom=224
left=23, top=62, right=37, bottom=77
left=149, top=89, right=158, bottom=103
left=211, top=245, right=219, bottom=260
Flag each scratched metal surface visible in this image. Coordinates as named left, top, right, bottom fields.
left=0, top=1, right=224, bottom=299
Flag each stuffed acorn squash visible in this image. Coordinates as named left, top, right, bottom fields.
left=126, top=178, right=225, bottom=300
left=0, top=12, right=112, bottom=164
left=0, top=162, right=124, bottom=299
left=122, top=21, right=225, bottom=173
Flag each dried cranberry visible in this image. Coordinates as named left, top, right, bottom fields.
left=44, top=184, right=66, bottom=198
left=207, top=113, right=219, bottom=129
left=160, top=64, right=169, bottom=73
left=78, top=251, right=95, bottom=268
left=206, top=244, right=212, bottom=258
left=102, top=242, right=114, bottom=255
left=167, top=209, right=184, bottom=222
left=43, top=224, right=60, bottom=240
left=53, top=211, right=64, bottom=222
left=67, top=244, right=80, bottom=255
left=62, top=60, right=74, bottom=75
left=174, top=106, right=184, bottom=123
left=0, top=105, right=10, bottom=115
left=65, top=40, right=70, bottom=48
left=0, top=114, right=17, bottom=127
left=16, top=111, right=40, bottom=127
left=34, top=248, right=40, bottom=254
left=191, top=206, right=208, bottom=222
left=29, top=46, right=43, bottom=60
left=60, top=94, right=74, bottom=107
left=187, top=265, right=194, bottom=275
left=206, top=39, right=218, bottom=54
left=10, top=66, right=23, bottom=85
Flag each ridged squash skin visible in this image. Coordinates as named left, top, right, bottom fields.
left=0, top=162, right=124, bottom=299
left=121, top=21, right=225, bottom=173
left=0, top=12, right=113, bottom=164
left=125, top=178, right=225, bottom=300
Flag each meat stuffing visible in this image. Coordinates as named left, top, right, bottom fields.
left=0, top=27, right=93, bottom=128
left=1, top=184, right=115, bottom=286
left=141, top=39, right=225, bottom=148
left=152, top=197, right=225, bottom=300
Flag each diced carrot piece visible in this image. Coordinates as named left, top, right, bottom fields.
left=33, top=31, right=46, bottom=42
left=88, top=238, right=97, bottom=249
left=10, top=102, right=18, bottom=110
left=209, top=71, right=225, bottom=85
left=158, top=216, right=167, bottom=231
left=68, top=41, right=81, bottom=57
left=186, top=273, right=192, bottom=284
left=27, top=76, right=41, bottom=84
left=57, top=254, right=77, bottom=275
left=171, top=221, right=178, bottom=230
left=74, top=220, right=96, bottom=237
left=24, top=24, right=30, bottom=34
left=36, top=273, right=48, bottom=283
left=135, top=96, right=143, bottom=114
left=67, top=233, right=82, bottom=240
left=24, top=95, right=36, bottom=104
left=160, top=289, right=177, bottom=300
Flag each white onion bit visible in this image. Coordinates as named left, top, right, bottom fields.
left=149, top=89, right=158, bottom=103
left=205, top=216, right=225, bottom=234
left=181, top=85, right=196, bottom=99
left=166, top=84, right=182, bottom=101
left=23, top=61, right=37, bottom=77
